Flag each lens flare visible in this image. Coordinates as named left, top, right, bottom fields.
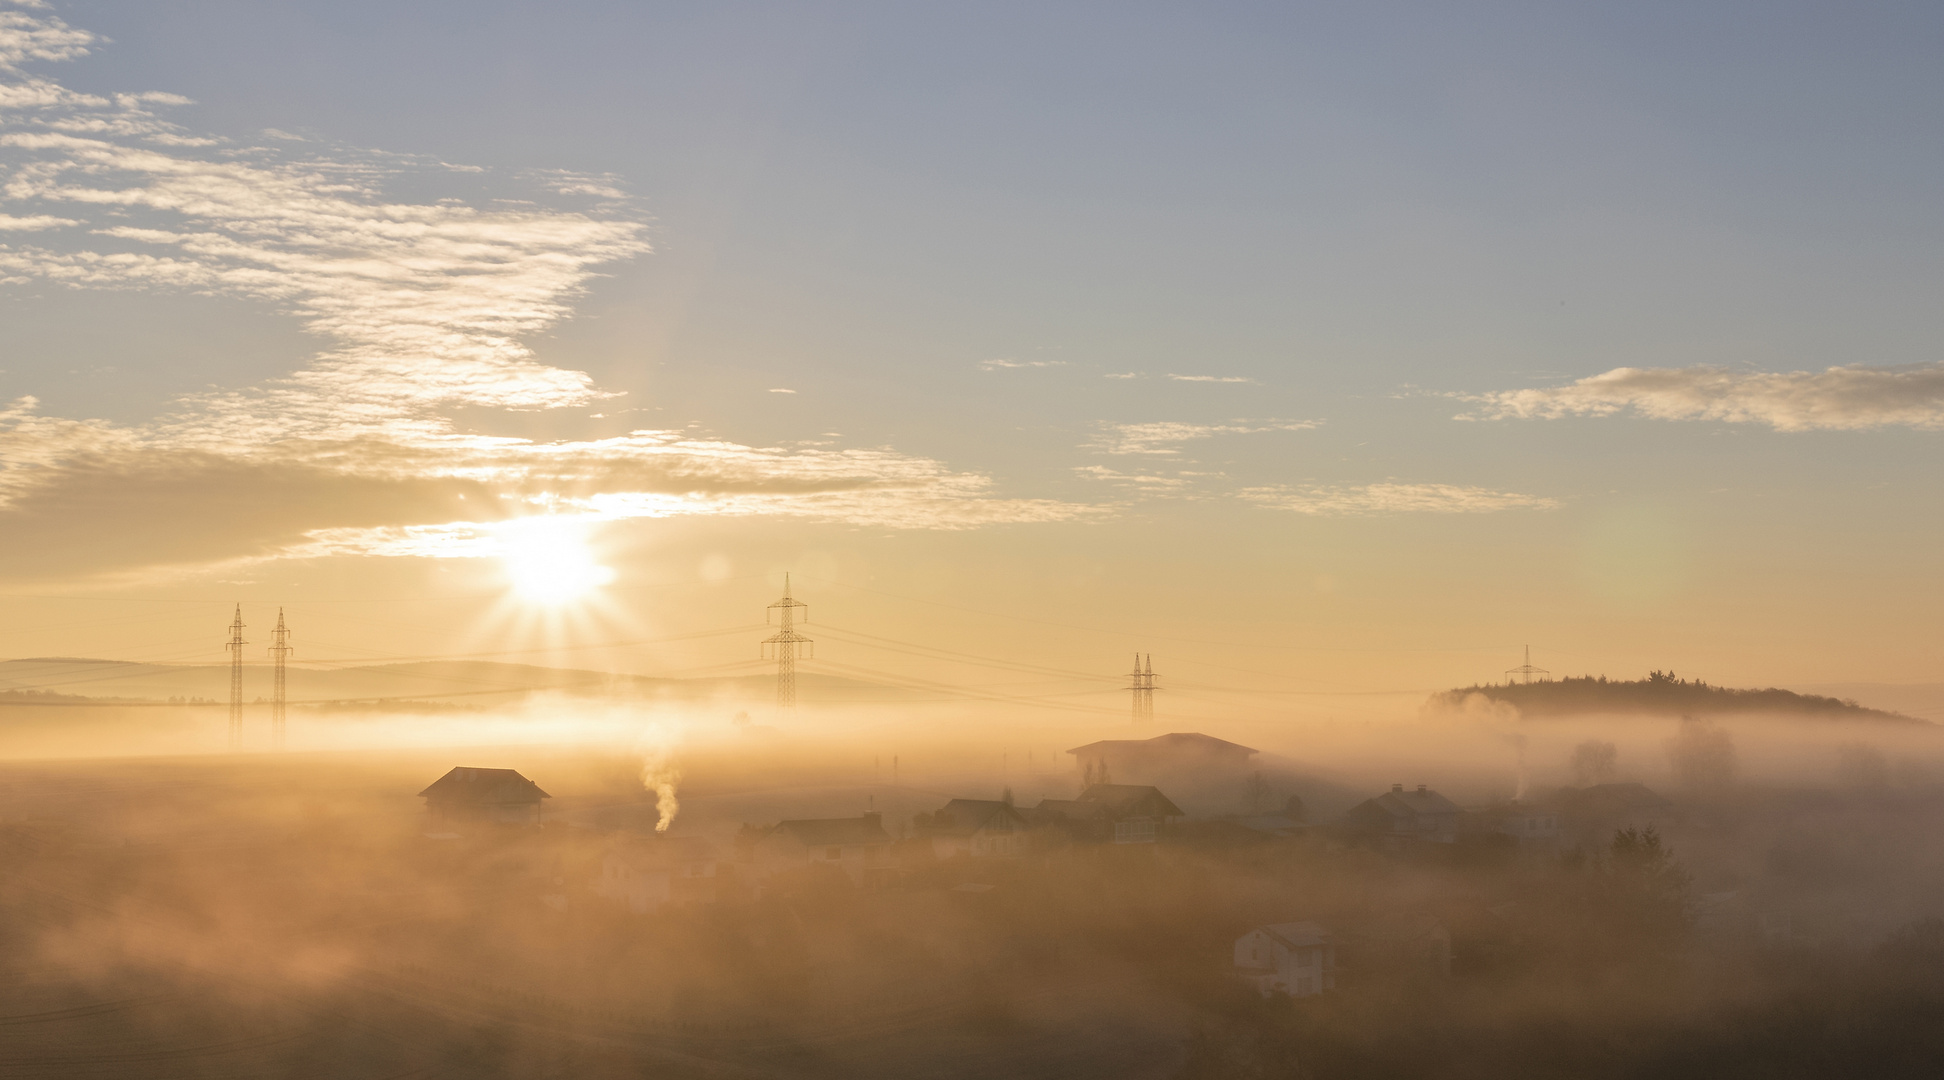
left=496, top=517, right=615, bottom=606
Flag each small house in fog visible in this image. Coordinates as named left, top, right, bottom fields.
left=1235, top=921, right=1335, bottom=997
left=1467, top=801, right=1561, bottom=846
left=418, top=767, right=549, bottom=826
left=1034, top=783, right=1184, bottom=844
left=1067, top=732, right=1257, bottom=787
left=750, top=812, right=895, bottom=884
left=595, top=835, right=717, bottom=914
left=921, top=798, right=1030, bottom=858
left=1342, top=784, right=1461, bottom=844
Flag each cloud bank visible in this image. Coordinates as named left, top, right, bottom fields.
left=0, top=5, right=1093, bottom=580
left=1465, top=363, right=1944, bottom=432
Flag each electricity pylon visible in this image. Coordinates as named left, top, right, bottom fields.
left=1127, top=653, right=1157, bottom=725
left=1505, top=644, right=1549, bottom=685
left=762, top=574, right=813, bottom=709
left=225, top=605, right=247, bottom=750
left=268, top=608, right=293, bottom=751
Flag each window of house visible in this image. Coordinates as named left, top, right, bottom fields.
left=825, top=846, right=841, bottom=860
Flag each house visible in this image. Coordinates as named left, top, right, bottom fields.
left=594, top=835, right=718, bottom=914
left=1034, top=783, right=1185, bottom=844
left=749, top=811, right=895, bottom=884
left=418, top=766, right=550, bottom=826
left=1341, top=784, right=1461, bottom=844
left=920, top=799, right=1031, bottom=858
left=1235, top=922, right=1336, bottom=997
left=1467, top=801, right=1561, bottom=846
left=1066, top=732, right=1258, bottom=787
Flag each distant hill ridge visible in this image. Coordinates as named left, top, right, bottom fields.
left=1435, top=671, right=1926, bottom=724
left=0, top=658, right=922, bottom=707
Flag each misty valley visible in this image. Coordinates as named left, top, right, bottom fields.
left=4, top=683, right=1944, bottom=1079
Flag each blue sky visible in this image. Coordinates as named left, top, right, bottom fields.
left=4, top=1, right=1944, bottom=693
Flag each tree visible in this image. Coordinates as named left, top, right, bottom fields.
left=1571, top=740, right=1618, bottom=786
left=1666, top=716, right=1736, bottom=790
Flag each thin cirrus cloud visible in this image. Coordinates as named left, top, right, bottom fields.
left=1088, top=419, right=1319, bottom=456
left=1462, top=362, right=1944, bottom=432
left=1167, top=374, right=1255, bottom=383
left=0, top=5, right=1096, bottom=580
left=1241, top=483, right=1560, bottom=516
left=979, top=358, right=1065, bottom=370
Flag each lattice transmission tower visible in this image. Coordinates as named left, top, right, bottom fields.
left=268, top=608, right=293, bottom=751
left=224, top=604, right=247, bottom=750
left=1505, top=644, right=1549, bottom=685
left=1126, top=653, right=1157, bottom=725
left=762, top=574, right=813, bottom=709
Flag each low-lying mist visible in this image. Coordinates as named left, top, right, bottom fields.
left=4, top=691, right=1944, bottom=1077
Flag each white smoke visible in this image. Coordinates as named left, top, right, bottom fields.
left=636, top=722, right=683, bottom=832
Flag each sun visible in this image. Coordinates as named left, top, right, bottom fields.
left=496, top=517, right=616, bottom=606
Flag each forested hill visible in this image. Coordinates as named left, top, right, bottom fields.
left=1435, top=672, right=1927, bottom=723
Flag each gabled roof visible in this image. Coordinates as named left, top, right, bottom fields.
left=1257, top=921, right=1330, bottom=949
left=1575, top=782, right=1673, bottom=810
left=1066, top=732, right=1258, bottom=757
left=928, top=799, right=1029, bottom=838
left=1031, top=798, right=1109, bottom=823
left=767, top=815, right=892, bottom=847
left=1077, top=783, right=1185, bottom=818
left=418, top=767, right=550, bottom=803
left=1357, top=787, right=1461, bottom=818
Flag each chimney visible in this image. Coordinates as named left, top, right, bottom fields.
left=1392, top=784, right=1403, bottom=793
left=1417, top=784, right=1427, bottom=794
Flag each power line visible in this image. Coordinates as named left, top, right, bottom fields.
left=268, top=609, right=292, bottom=751
left=761, top=574, right=812, bottom=709
left=1506, top=645, right=1550, bottom=685
left=793, top=573, right=1519, bottom=655
left=223, top=605, right=246, bottom=751
left=1127, top=653, right=1157, bottom=725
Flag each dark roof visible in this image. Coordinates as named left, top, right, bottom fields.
left=1257, top=921, right=1330, bottom=948
left=1067, top=732, right=1258, bottom=757
left=1031, top=798, right=1109, bottom=823
left=928, top=799, right=1029, bottom=838
left=767, top=814, right=892, bottom=847
left=1541, top=782, right=1674, bottom=816
left=1352, top=786, right=1461, bottom=819
left=1077, top=783, right=1186, bottom=818
left=418, top=767, right=550, bottom=803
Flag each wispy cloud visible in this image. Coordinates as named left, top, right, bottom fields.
left=0, top=2, right=93, bottom=72
left=1461, top=363, right=1944, bottom=432
left=1241, top=482, right=1559, bottom=515
left=1089, top=419, right=1318, bottom=456
left=1072, top=465, right=1191, bottom=492
left=1168, top=373, right=1255, bottom=384
left=0, top=9, right=1100, bottom=580
left=0, top=210, right=68, bottom=228
left=767, top=388, right=796, bottom=394
left=1104, top=372, right=1140, bottom=380
left=980, top=358, right=1065, bottom=370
